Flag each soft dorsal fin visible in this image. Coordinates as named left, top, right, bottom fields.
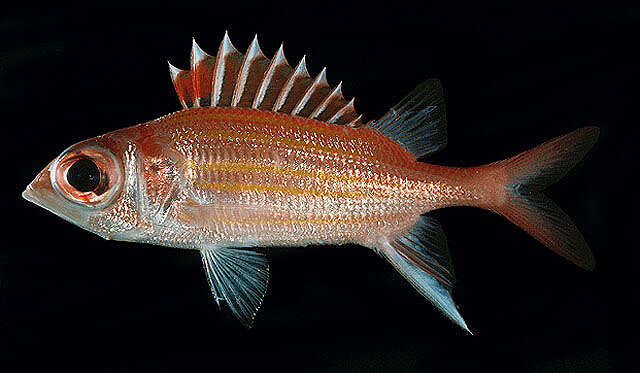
left=168, top=32, right=363, bottom=126
left=368, top=79, right=447, bottom=158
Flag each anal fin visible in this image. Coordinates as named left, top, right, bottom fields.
left=201, top=247, right=270, bottom=328
left=377, top=215, right=470, bottom=333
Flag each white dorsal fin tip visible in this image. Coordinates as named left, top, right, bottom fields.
left=335, top=81, right=343, bottom=96
left=296, top=56, right=309, bottom=75
left=346, top=97, right=356, bottom=109
left=191, top=38, right=210, bottom=64
left=247, top=34, right=266, bottom=59
left=221, top=31, right=239, bottom=54
left=168, top=61, right=182, bottom=80
left=273, top=43, right=288, bottom=65
left=317, top=67, right=328, bottom=84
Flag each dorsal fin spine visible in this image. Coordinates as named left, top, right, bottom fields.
left=232, top=34, right=270, bottom=107
left=328, top=97, right=357, bottom=124
left=291, top=67, right=328, bottom=116
left=273, top=56, right=311, bottom=113
left=212, top=31, right=243, bottom=107
left=169, top=33, right=365, bottom=124
left=310, top=81, right=346, bottom=120
left=191, top=38, right=215, bottom=107
left=252, top=43, right=291, bottom=110
left=168, top=61, right=195, bottom=109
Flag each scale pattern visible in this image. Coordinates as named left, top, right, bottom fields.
left=139, top=108, right=478, bottom=250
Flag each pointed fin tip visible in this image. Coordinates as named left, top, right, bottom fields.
left=273, top=43, right=288, bottom=64
left=168, top=61, right=181, bottom=80
left=191, top=38, right=209, bottom=62
left=221, top=30, right=237, bottom=52
left=317, top=67, right=327, bottom=83
left=334, top=81, right=343, bottom=95
left=247, top=34, right=266, bottom=58
left=296, top=55, right=308, bottom=74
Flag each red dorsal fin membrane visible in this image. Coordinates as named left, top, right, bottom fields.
left=253, top=44, right=292, bottom=110
left=292, top=67, right=331, bottom=117
left=232, top=35, right=270, bottom=108
left=328, top=98, right=358, bottom=125
left=212, top=32, right=244, bottom=107
left=168, top=32, right=363, bottom=123
left=191, top=39, right=216, bottom=107
left=274, top=56, right=312, bottom=113
left=168, top=62, right=195, bottom=109
left=310, top=81, right=348, bottom=122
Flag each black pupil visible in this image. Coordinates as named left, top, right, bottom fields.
left=67, top=158, right=100, bottom=192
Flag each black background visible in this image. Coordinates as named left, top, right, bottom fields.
left=2, top=4, right=633, bottom=372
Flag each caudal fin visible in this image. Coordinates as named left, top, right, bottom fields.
left=491, top=126, right=599, bottom=270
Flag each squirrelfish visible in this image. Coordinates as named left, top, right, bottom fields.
left=23, top=32, right=599, bottom=332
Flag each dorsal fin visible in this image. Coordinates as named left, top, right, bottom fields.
left=252, top=44, right=292, bottom=110
left=273, top=56, right=312, bottom=113
left=232, top=35, right=270, bottom=108
left=368, top=79, right=447, bottom=158
left=212, top=32, right=243, bottom=107
left=191, top=39, right=215, bottom=107
left=168, top=62, right=195, bottom=109
left=168, top=32, right=364, bottom=123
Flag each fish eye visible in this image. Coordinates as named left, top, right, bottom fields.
left=52, top=145, right=123, bottom=207
left=67, top=158, right=102, bottom=193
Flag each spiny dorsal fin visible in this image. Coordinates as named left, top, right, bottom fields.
left=168, top=32, right=364, bottom=124
left=168, top=62, right=195, bottom=109
left=212, top=31, right=243, bottom=107
left=252, top=44, right=292, bottom=110
left=273, top=56, right=312, bottom=113
left=191, top=39, right=215, bottom=107
left=232, top=35, right=270, bottom=108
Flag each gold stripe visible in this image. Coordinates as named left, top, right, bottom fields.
left=192, top=180, right=364, bottom=198
left=205, top=217, right=371, bottom=226
left=185, top=161, right=372, bottom=186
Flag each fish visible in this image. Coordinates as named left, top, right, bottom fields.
left=22, top=32, right=599, bottom=332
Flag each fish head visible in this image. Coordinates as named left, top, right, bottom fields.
left=23, top=131, right=144, bottom=241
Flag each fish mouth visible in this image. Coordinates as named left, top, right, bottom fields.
left=23, top=164, right=83, bottom=224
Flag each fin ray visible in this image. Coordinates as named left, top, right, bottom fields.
left=201, top=247, right=269, bottom=328
left=369, top=80, right=447, bottom=158
left=274, top=57, right=313, bottom=113
left=191, top=39, right=216, bottom=107
left=252, top=44, right=293, bottom=110
left=168, top=62, right=195, bottom=109
left=490, top=126, right=599, bottom=270
left=232, top=35, right=270, bottom=108
left=376, top=215, right=469, bottom=333
left=169, top=33, right=365, bottom=123
left=212, top=32, right=244, bottom=107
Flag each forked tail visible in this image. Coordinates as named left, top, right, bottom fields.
left=368, top=81, right=598, bottom=333
left=488, top=126, right=599, bottom=270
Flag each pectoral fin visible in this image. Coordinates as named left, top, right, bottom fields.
left=200, top=247, right=270, bottom=328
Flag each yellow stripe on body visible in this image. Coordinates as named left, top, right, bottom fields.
left=185, top=161, right=375, bottom=186
left=192, top=180, right=364, bottom=199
